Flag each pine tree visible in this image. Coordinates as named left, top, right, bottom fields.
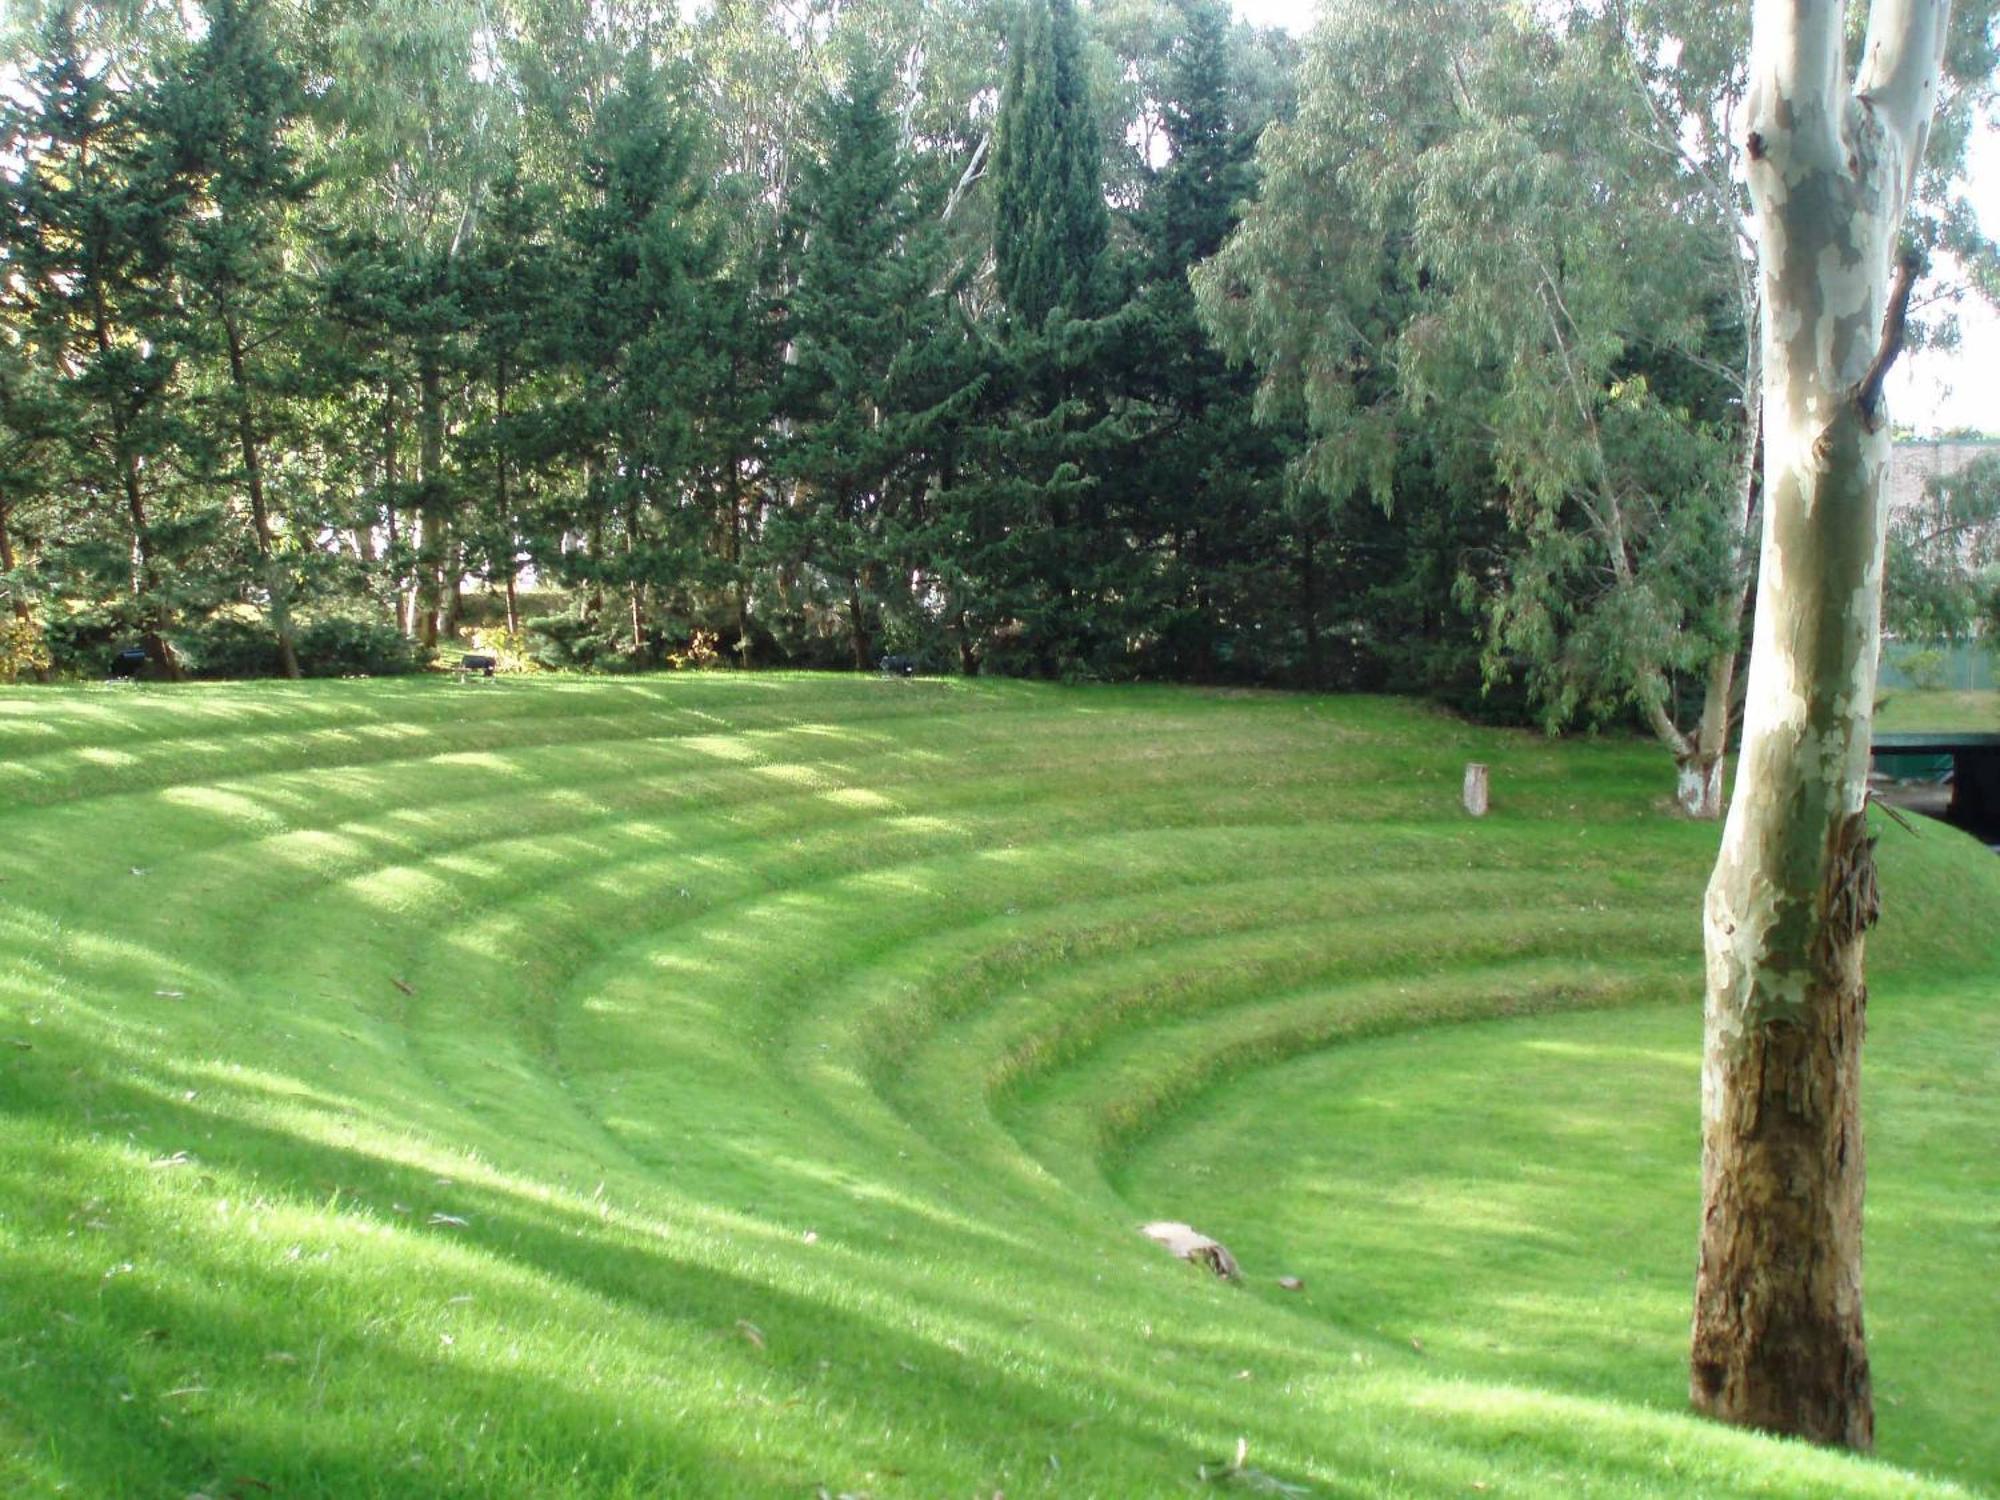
left=0, top=20, right=195, bottom=679
left=156, top=0, right=319, bottom=678
left=773, top=50, right=983, bottom=670
left=555, top=59, right=730, bottom=664
left=1113, top=0, right=1291, bottom=682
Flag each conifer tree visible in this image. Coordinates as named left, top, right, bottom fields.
left=156, top=0, right=319, bottom=678
left=990, top=0, right=1111, bottom=329
left=0, top=21, right=194, bottom=678
left=774, top=50, right=981, bottom=670
left=556, top=59, right=728, bottom=663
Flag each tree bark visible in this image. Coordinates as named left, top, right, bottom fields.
left=415, top=350, right=446, bottom=649
left=0, top=500, right=30, bottom=624
left=849, top=574, right=872, bottom=672
left=1693, top=0, right=1950, bottom=1450
left=222, top=303, right=301, bottom=679
left=93, top=286, right=182, bottom=682
left=381, top=385, right=409, bottom=636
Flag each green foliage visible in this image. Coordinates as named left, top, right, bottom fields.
left=293, top=613, right=429, bottom=676
left=1198, top=0, right=1752, bottom=746
left=1885, top=452, right=2000, bottom=645
left=991, top=0, right=1112, bottom=327
left=0, top=615, right=51, bottom=683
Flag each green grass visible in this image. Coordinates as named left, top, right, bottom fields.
left=1874, top=688, right=2000, bottom=731
left=1, top=674, right=1995, bottom=1499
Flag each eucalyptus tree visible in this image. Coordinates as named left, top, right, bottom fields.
left=1693, top=0, right=1980, bottom=1446
left=1198, top=0, right=1760, bottom=812
left=1884, top=452, right=2000, bottom=642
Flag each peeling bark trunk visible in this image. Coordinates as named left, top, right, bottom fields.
left=1693, top=0, right=1950, bottom=1450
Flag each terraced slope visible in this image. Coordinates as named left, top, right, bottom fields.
left=2, top=676, right=1996, bottom=1499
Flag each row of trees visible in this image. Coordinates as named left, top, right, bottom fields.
left=1, top=0, right=1319, bottom=689
left=2, top=0, right=1993, bottom=812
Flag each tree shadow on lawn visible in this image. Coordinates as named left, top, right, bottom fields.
left=0, top=1077, right=1354, bottom=1498
left=6, top=1040, right=1961, bottom=1497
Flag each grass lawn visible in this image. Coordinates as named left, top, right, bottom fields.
left=1, top=674, right=1995, bottom=1498
left=1874, top=688, right=2000, bottom=732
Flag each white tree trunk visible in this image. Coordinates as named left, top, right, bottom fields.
left=1692, top=0, right=1950, bottom=1450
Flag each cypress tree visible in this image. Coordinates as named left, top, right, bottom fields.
left=990, top=0, right=1110, bottom=328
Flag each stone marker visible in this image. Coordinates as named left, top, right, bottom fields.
left=1463, top=762, right=1489, bottom=817
left=1140, top=1220, right=1240, bottom=1281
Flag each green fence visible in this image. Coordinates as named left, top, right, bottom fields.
left=1879, top=639, right=1997, bottom=692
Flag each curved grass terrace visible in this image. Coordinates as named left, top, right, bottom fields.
left=1, top=674, right=1996, bottom=1498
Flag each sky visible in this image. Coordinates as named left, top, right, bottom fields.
left=1229, top=0, right=1999, bottom=437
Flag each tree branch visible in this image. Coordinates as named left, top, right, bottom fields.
left=1853, top=0, right=1954, bottom=204
left=1855, top=248, right=1921, bottom=427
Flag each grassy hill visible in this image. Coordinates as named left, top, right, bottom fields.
left=2, top=675, right=1995, bottom=1499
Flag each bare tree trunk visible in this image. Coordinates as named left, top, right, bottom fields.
left=415, top=350, right=446, bottom=649
left=1681, top=411, right=1766, bottom=819
left=624, top=498, right=646, bottom=663
left=380, top=386, right=410, bottom=636
left=93, top=290, right=182, bottom=682
left=222, top=303, right=301, bottom=679
left=729, top=464, right=751, bottom=667
left=1693, top=0, right=1950, bottom=1450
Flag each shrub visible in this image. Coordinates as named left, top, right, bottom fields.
left=666, top=628, right=720, bottom=670
left=0, top=615, right=52, bottom=684
left=468, top=626, right=535, bottom=673
left=526, top=611, right=630, bottom=672
left=1900, top=646, right=1949, bottom=692
left=295, top=616, right=428, bottom=677
left=175, top=615, right=285, bottom=680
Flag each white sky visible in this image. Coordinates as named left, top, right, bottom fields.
left=1230, top=0, right=2000, bottom=436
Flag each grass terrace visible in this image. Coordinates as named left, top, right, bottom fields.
left=2, top=675, right=1995, bottom=1498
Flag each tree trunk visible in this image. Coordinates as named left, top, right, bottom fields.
left=93, top=288, right=182, bottom=682
left=415, top=350, right=446, bottom=649
left=729, top=463, right=751, bottom=667
left=0, top=500, right=30, bottom=624
left=849, top=575, right=872, bottom=671
left=1298, top=525, right=1322, bottom=689
left=222, top=303, right=302, bottom=679
left=1693, top=0, right=1950, bottom=1450
left=381, top=387, right=409, bottom=636
left=623, top=497, right=646, bottom=663
left=1681, top=413, right=1765, bottom=821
